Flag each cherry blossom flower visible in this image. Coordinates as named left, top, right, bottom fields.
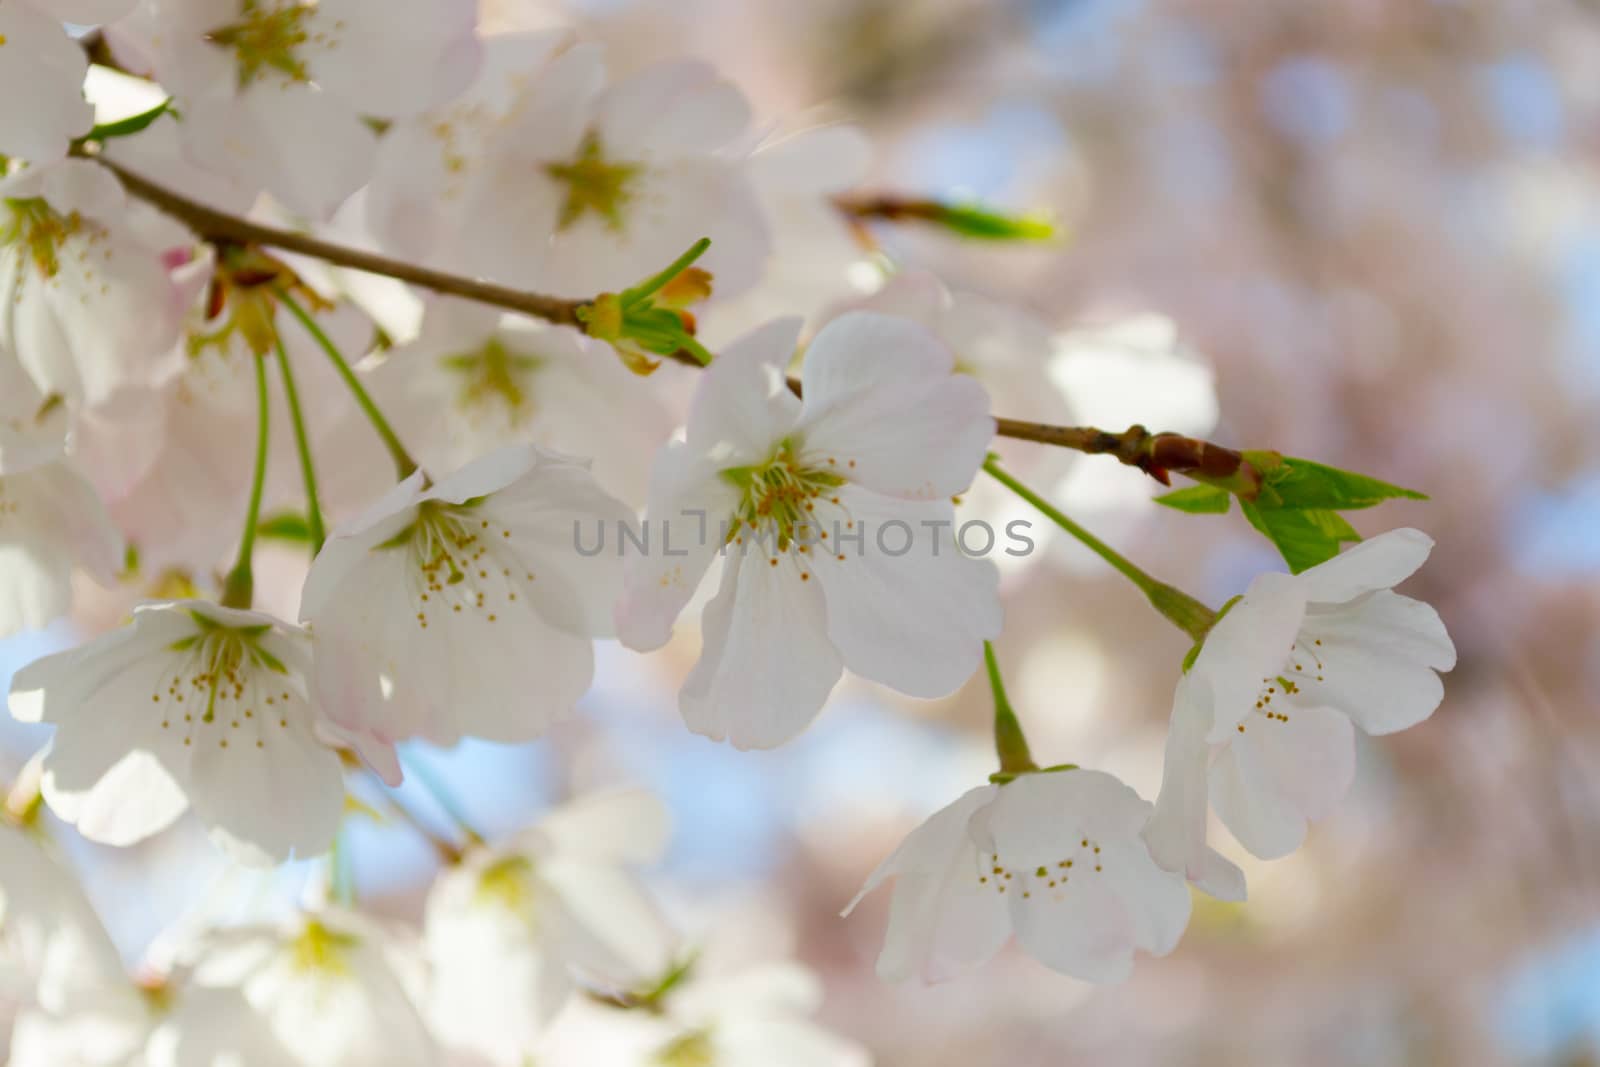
left=0, top=400, right=122, bottom=638
left=847, top=769, right=1197, bottom=984
left=1145, top=528, right=1456, bottom=877
left=361, top=297, right=672, bottom=507
left=8, top=601, right=346, bottom=865
left=364, top=27, right=574, bottom=275
left=450, top=45, right=769, bottom=298
left=0, top=160, right=190, bottom=407
left=300, top=443, right=633, bottom=784
left=647, top=962, right=873, bottom=1067
left=616, top=312, right=1001, bottom=749
left=424, top=788, right=676, bottom=1064
left=185, top=910, right=434, bottom=1067
left=106, top=0, right=482, bottom=220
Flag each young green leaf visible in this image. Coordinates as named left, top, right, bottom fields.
left=1254, top=455, right=1427, bottom=511
left=1239, top=502, right=1361, bottom=574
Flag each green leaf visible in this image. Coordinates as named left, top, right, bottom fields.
left=1240, top=502, right=1361, bottom=574
left=1154, top=485, right=1232, bottom=514
left=257, top=512, right=312, bottom=543
left=80, top=99, right=173, bottom=143
left=1257, top=456, right=1426, bottom=511
left=930, top=202, right=1056, bottom=242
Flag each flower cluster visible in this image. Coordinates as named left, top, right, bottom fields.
left=0, top=2, right=1460, bottom=1059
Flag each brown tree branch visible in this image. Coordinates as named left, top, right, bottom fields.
left=107, top=158, right=1258, bottom=494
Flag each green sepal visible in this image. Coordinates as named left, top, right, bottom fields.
left=79, top=99, right=174, bottom=144
left=1154, top=485, right=1232, bottom=514
left=257, top=512, right=313, bottom=544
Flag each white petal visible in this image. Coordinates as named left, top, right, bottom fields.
left=30, top=0, right=138, bottom=23
left=597, top=61, right=748, bottom=157
left=685, top=317, right=802, bottom=463
left=0, top=6, right=92, bottom=162
left=616, top=439, right=740, bottom=652
left=749, top=125, right=873, bottom=195
left=181, top=87, right=377, bottom=221
left=1211, top=704, right=1356, bottom=860
left=808, top=490, right=1000, bottom=698
left=680, top=548, right=842, bottom=750
left=1144, top=675, right=1214, bottom=883
left=1300, top=590, right=1454, bottom=735
left=1194, top=570, right=1307, bottom=740
left=1295, top=527, right=1435, bottom=604
left=798, top=311, right=993, bottom=500
left=532, top=787, right=671, bottom=866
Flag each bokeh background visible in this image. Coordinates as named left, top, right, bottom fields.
left=8, top=0, right=1600, bottom=1063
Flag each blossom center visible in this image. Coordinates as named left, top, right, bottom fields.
left=543, top=131, right=643, bottom=232
left=206, top=0, right=315, bottom=88
left=1, top=198, right=84, bottom=278
left=1238, top=637, right=1328, bottom=733
left=387, top=501, right=531, bottom=629
left=441, top=337, right=541, bottom=421
left=721, top=440, right=848, bottom=555
left=288, top=919, right=357, bottom=975
left=475, top=854, right=538, bottom=920
left=976, top=835, right=1105, bottom=901
left=153, top=613, right=295, bottom=752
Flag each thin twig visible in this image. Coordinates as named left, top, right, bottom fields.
left=108, top=160, right=1256, bottom=488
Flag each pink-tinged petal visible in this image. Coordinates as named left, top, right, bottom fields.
left=181, top=87, right=376, bottom=221
left=1295, top=527, right=1435, bottom=604
left=103, top=113, right=258, bottom=215
left=1211, top=704, right=1356, bottom=860
left=0, top=5, right=92, bottom=162
left=598, top=61, right=749, bottom=157
left=808, top=489, right=1000, bottom=699
left=845, top=786, right=999, bottom=912
left=749, top=125, right=872, bottom=196
left=680, top=548, right=842, bottom=750
left=1301, top=590, right=1454, bottom=735
left=1195, top=571, right=1307, bottom=741
left=308, top=0, right=481, bottom=118
left=798, top=312, right=994, bottom=500
left=616, top=441, right=739, bottom=652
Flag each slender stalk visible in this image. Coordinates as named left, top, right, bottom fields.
left=403, top=752, right=485, bottom=848
left=273, top=336, right=326, bottom=552
left=104, top=162, right=1257, bottom=472
left=984, top=642, right=1037, bottom=777
left=277, top=289, right=419, bottom=480
left=219, top=352, right=271, bottom=609
left=623, top=237, right=710, bottom=307
left=983, top=456, right=1218, bottom=642
left=328, top=829, right=356, bottom=906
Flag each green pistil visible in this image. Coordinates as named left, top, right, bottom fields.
left=543, top=131, right=643, bottom=232
left=441, top=337, right=541, bottom=418
left=207, top=0, right=312, bottom=88
left=721, top=440, right=847, bottom=553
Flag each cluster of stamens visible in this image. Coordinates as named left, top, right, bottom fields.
left=1239, top=637, right=1327, bottom=733
left=440, top=337, right=542, bottom=424
left=977, top=837, right=1105, bottom=901
left=206, top=0, right=327, bottom=88
left=152, top=615, right=294, bottom=752
left=398, top=502, right=531, bottom=630
left=543, top=130, right=644, bottom=232
left=722, top=441, right=851, bottom=579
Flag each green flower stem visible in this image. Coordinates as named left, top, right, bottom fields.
left=328, top=827, right=356, bottom=906
left=403, top=752, right=485, bottom=848
left=983, top=456, right=1217, bottom=642
left=278, top=289, right=418, bottom=480
left=219, top=352, right=271, bottom=610
left=622, top=237, right=710, bottom=308
left=274, top=335, right=326, bottom=553
left=985, top=641, right=1038, bottom=776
